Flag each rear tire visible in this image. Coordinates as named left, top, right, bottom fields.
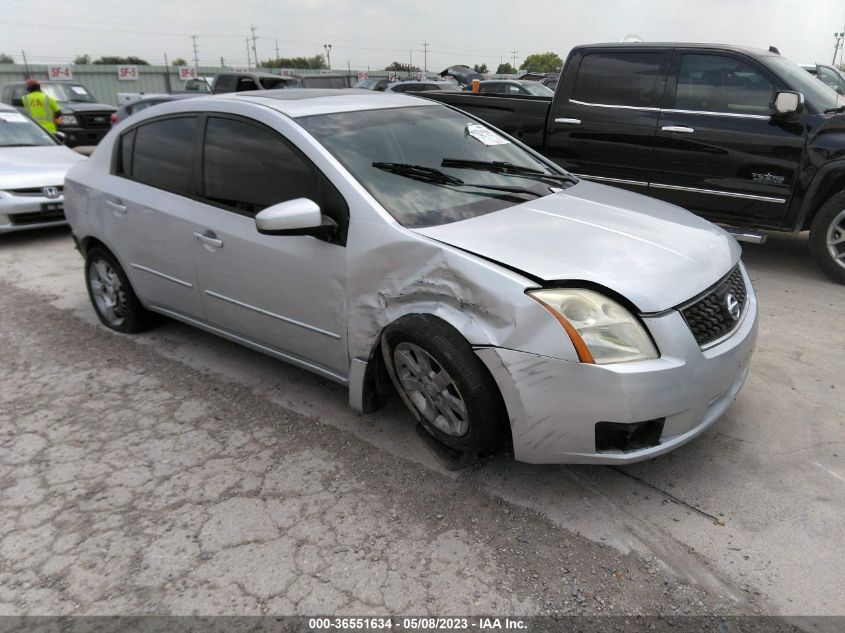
left=381, top=315, right=508, bottom=454
left=809, top=192, right=845, bottom=284
left=85, top=246, right=157, bottom=333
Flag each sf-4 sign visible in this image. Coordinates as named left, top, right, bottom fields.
left=178, top=66, right=197, bottom=80
left=117, top=65, right=138, bottom=81
left=48, top=65, right=72, bottom=80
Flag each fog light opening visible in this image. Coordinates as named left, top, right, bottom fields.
left=595, top=418, right=665, bottom=453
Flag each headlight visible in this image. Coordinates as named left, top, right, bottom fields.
left=528, top=288, right=658, bottom=364
left=60, top=114, right=77, bottom=126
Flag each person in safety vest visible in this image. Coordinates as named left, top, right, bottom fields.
left=21, top=79, right=61, bottom=135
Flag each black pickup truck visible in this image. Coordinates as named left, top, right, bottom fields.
left=1, top=80, right=116, bottom=147
left=423, top=43, right=845, bottom=283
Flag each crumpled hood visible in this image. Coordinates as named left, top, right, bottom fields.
left=413, top=180, right=741, bottom=312
left=0, top=146, right=85, bottom=190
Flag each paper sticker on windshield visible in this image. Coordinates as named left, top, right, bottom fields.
left=71, top=86, right=88, bottom=95
left=466, top=123, right=509, bottom=146
left=0, top=112, right=27, bottom=123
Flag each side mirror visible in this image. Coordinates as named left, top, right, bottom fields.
left=773, top=91, right=802, bottom=116
left=54, top=131, right=67, bottom=144
left=255, top=198, right=338, bottom=239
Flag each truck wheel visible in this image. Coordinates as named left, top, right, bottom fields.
left=809, top=192, right=845, bottom=284
left=381, top=315, right=508, bottom=454
left=85, top=246, right=157, bottom=333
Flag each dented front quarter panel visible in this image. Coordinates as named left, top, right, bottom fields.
left=344, top=216, right=578, bottom=364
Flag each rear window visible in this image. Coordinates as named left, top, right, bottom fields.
left=572, top=52, right=663, bottom=108
left=122, top=116, right=197, bottom=196
left=213, top=75, right=237, bottom=93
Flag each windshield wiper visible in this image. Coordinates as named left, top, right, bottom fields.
left=372, top=161, right=544, bottom=198
left=441, top=158, right=578, bottom=185
left=824, top=105, right=845, bottom=113
left=373, top=162, right=464, bottom=185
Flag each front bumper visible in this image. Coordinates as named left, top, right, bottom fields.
left=58, top=125, right=109, bottom=147
left=0, top=190, right=67, bottom=234
left=476, top=267, right=759, bottom=464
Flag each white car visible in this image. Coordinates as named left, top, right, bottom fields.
left=0, top=104, right=85, bottom=234
left=64, top=90, right=757, bottom=464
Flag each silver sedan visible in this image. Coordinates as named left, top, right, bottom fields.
left=64, top=90, right=758, bottom=464
left=0, top=104, right=85, bottom=234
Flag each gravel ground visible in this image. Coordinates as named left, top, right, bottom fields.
left=0, top=280, right=757, bottom=617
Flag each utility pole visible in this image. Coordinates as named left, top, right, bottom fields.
left=163, top=53, right=171, bottom=92
left=421, top=41, right=429, bottom=73
left=191, top=35, right=199, bottom=71
left=245, top=37, right=252, bottom=68
left=220, top=56, right=225, bottom=68
left=511, top=50, right=518, bottom=70
left=323, top=44, right=332, bottom=70
left=275, top=39, right=280, bottom=59
left=250, top=25, right=258, bottom=68
left=836, top=28, right=845, bottom=66
left=21, top=50, right=30, bottom=78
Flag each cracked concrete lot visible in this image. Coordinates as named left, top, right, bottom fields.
left=0, top=228, right=842, bottom=617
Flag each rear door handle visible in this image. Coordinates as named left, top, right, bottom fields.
left=554, top=118, right=581, bottom=125
left=661, top=125, right=695, bottom=134
left=105, top=199, right=127, bottom=215
left=194, top=231, right=224, bottom=249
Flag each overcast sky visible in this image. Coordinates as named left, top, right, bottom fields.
left=2, top=0, right=843, bottom=71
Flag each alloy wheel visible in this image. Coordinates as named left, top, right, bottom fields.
left=88, top=258, right=127, bottom=327
left=393, top=342, right=469, bottom=437
left=827, top=209, right=845, bottom=270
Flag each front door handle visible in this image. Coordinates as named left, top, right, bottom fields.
left=105, top=199, right=127, bottom=215
left=554, top=118, right=581, bottom=125
left=194, top=231, right=224, bottom=249
left=661, top=125, right=695, bottom=134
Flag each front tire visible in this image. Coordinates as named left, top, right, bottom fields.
left=85, top=246, right=156, bottom=333
left=381, top=315, right=508, bottom=454
left=809, top=192, right=845, bottom=284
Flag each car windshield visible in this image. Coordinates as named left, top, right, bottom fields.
left=0, top=110, right=55, bottom=146
left=763, top=56, right=843, bottom=111
left=41, top=83, right=96, bottom=103
left=523, top=83, right=554, bottom=96
left=300, top=105, right=573, bottom=227
left=354, top=79, right=381, bottom=90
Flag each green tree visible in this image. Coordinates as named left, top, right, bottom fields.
left=92, top=55, right=150, bottom=65
left=0, top=53, right=14, bottom=64
left=261, top=54, right=326, bottom=69
left=73, top=54, right=91, bottom=65
left=384, top=61, right=419, bottom=73
left=495, top=62, right=517, bottom=75
left=519, top=52, right=563, bottom=73
left=472, top=63, right=488, bottom=74
left=171, top=57, right=187, bottom=66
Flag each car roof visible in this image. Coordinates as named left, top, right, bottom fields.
left=572, top=42, right=775, bottom=57
left=217, top=71, right=298, bottom=79
left=205, top=89, right=439, bottom=117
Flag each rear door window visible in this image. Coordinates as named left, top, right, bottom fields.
left=673, top=54, right=775, bottom=114
left=572, top=52, right=664, bottom=108
left=236, top=77, right=259, bottom=91
left=126, top=116, right=198, bottom=196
